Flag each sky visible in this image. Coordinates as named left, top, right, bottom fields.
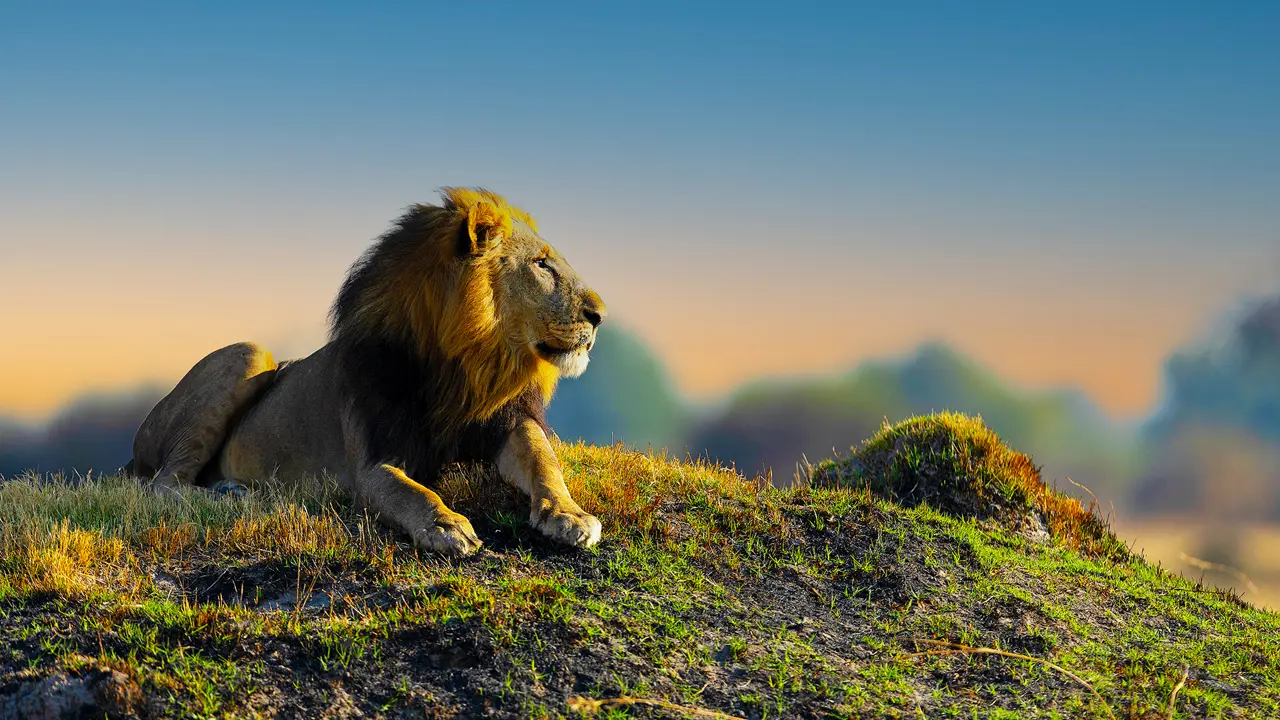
left=2, top=1, right=1278, bottom=421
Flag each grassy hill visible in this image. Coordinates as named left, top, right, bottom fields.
left=1, top=414, right=1276, bottom=719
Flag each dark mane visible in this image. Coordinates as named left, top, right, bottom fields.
left=326, top=202, right=548, bottom=478
left=333, top=335, right=547, bottom=480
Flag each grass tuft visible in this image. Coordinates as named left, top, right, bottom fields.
left=809, top=412, right=1126, bottom=557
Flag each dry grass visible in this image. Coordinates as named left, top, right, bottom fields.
left=0, top=472, right=366, bottom=605
left=567, top=695, right=746, bottom=719
left=10, top=521, right=145, bottom=600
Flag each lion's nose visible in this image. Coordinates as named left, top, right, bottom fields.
left=582, top=291, right=607, bottom=328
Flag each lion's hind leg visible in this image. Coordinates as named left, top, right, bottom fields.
left=131, top=342, right=278, bottom=494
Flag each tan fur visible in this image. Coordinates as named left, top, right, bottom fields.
left=498, top=419, right=602, bottom=547
left=131, top=188, right=607, bottom=555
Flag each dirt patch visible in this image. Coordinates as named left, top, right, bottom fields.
left=0, top=663, right=143, bottom=720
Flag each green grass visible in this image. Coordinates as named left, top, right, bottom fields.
left=0, top=413, right=1276, bottom=718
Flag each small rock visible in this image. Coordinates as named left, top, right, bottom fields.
left=1023, top=512, right=1051, bottom=544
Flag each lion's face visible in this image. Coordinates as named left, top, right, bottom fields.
left=491, top=221, right=606, bottom=379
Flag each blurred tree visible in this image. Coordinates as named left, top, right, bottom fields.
left=1134, top=292, right=1280, bottom=519
left=546, top=325, right=689, bottom=452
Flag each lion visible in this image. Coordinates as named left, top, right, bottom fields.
left=128, top=188, right=607, bottom=555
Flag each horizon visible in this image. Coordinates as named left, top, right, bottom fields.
left=0, top=326, right=1210, bottom=430
left=3, top=2, right=1279, bottom=420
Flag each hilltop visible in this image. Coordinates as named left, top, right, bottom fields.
left=0, top=414, right=1276, bottom=719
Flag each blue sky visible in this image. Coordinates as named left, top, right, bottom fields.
left=2, top=1, right=1278, bottom=417
left=6, top=2, right=1277, bottom=210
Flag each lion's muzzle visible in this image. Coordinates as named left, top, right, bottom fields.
left=580, top=289, right=607, bottom=329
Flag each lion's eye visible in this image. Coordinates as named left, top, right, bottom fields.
left=534, top=258, right=551, bottom=270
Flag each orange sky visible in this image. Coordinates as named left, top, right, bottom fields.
left=2, top=209, right=1275, bottom=422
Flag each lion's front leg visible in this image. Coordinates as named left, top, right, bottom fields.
left=498, top=418, right=601, bottom=548
left=355, top=463, right=483, bottom=556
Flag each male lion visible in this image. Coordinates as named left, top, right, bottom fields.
left=129, top=188, right=607, bottom=555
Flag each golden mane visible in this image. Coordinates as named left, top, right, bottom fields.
left=330, top=188, right=557, bottom=425
left=440, top=186, right=539, bottom=238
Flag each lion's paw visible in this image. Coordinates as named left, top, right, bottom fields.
left=414, top=513, right=483, bottom=556
left=532, top=506, right=602, bottom=548
left=208, top=478, right=249, bottom=499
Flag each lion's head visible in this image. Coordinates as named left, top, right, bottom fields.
left=331, top=187, right=607, bottom=421
left=444, top=187, right=606, bottom=380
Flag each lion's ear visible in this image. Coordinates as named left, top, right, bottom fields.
left=463, top=201, right=512, bottom=256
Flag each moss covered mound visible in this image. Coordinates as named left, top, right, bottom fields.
left=809, top=412, right=1125, bottom=558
